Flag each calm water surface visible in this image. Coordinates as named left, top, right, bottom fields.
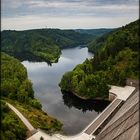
left=22, top=46, right=109, bottom=135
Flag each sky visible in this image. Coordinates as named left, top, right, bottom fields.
left=1, top=0, right=139, bottom=30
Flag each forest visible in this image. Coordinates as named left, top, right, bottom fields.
left=1, top=53, right=62, bottom=139
left=1, top=28, right=112, bottom=63
left=59, top=20, right=139, bottom=99
left=1, top=29, right=92, bottom=63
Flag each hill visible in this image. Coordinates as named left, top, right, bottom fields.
left=1, top=29, right=93, bottom=63
left=75, top=28, right=113, bottom=36
left=1, top=53, right=62, bottom=138
left=1, top=28, right=113, bottom=63
left=87, top=30, right=115, bottom=53
left=59, top=20, right=139, bottom=99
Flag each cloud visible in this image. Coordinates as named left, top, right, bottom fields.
left=2, top=0, right=138, bottom=17
left=1, top=0, right=139, bottom=29
left=1, top=15, right=138, bottom=30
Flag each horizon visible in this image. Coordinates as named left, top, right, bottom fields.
left=1, top=27, right=117, bottom=32
left=1, top=0, right=139, bottom=30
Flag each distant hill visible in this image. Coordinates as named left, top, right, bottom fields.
left=87, top=29, right=115, bottom=53
left=1, top=28, right=113, bottom=63
left=59, top=19, right=139, bottom=99
left=75, top=28, right=114, bottom=36
left=1, top=29, right=93, bottom=63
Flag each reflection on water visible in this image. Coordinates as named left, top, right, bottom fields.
left=22, top=46, right=110, bottom=135
left=62, top=91, right=110, bottom=113
left=8, top=51, right=52, bottom=65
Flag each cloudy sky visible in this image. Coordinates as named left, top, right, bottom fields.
left=1, top=0, right=139, bottom=30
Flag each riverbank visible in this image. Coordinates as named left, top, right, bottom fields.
left=3, top=98, right=62, bottom=134
left=1, top=53, right=62, bottom=139
left=64, top=90, right=110, bottom=101
left=22, top=47, right=109, bottom=135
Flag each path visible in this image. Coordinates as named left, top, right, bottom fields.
left=6, top=102, right=37, bottom=133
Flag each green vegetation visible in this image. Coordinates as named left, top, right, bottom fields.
left=1, top=28, right=113, bottom=138
left=1, top=100, right=27, bottom=140
left=1, top=29, right=93, bottom=63
left=59, top=20, right=139, bottom=99
left=1, top=28, right=113, bottom=63
left=1, top=52, right=41, bottom=108
left=88, top=30, right=114, bottom=53
left=1, top=53, right=62, bottom=138
left=5, top=98, right=62, bottom=134
left=75, top=28, right=114, bottom=36
left=59, top=59, right=110, bottom=99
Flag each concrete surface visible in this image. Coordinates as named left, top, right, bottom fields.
left=109, top=86, right=135, bottom=101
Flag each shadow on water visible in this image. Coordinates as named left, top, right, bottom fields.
left=7, top=51, right=52, bottom=66
left=62, top=91, right=110, bottom=114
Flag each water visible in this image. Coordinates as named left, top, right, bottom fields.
left=22, top=46, right=110, bottom=135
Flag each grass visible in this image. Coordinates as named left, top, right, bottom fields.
left=3, top=98, right=63, bottom=135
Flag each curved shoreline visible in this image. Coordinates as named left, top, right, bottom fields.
left=62, top=90, right=109, bottom=101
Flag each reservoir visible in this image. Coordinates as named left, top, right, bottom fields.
left=22, top=46, right=109, bottom=135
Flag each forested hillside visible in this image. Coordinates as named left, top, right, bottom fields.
left=75, top=28, right=113, bottom=36
left=88, top=30, right=115, bottom=53
left=1, top=29, right=93, bottom=63
left=1, top=53, right=62, bottom=138
left=1, top=52, right=41, bottom=108
left=1, top=28, right=113, bottom=63
left=59, top=20, right=139, bottom=100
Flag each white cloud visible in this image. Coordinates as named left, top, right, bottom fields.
left=1, top=0, right=139, bottom=29
left=28, top=1, right=78, bottom=8
left=1, top=15, right=138, bottom=30
left=27, top=0, right=138, bottom=11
